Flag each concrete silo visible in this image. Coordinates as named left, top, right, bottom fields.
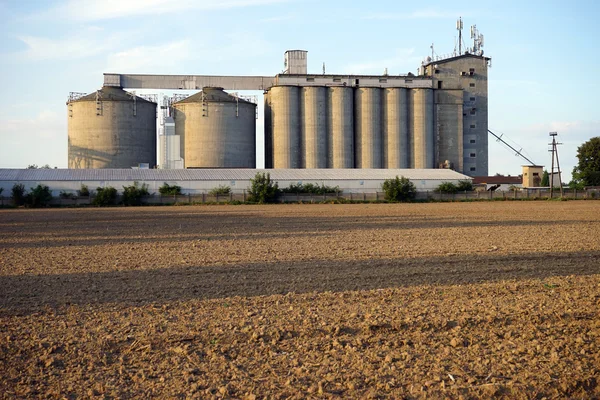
left=410, top=88, right=434, bottom=169
left=172, top=87, right=256, bottom=168
left=383, top=88, right=409, bottom=168
left=67, top=86, right=157, bottom=169
left=435, top=90, right=464, bottom=172
left=269, top=86, right=301, bottom=168
left=327, top=87, right=354, bottom=168
left=300, top=86, right=328, bottom=168
left=354, top=87, right=382, bottom=168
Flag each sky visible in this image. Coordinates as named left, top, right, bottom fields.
left=1, top=0, right=598, bottom=181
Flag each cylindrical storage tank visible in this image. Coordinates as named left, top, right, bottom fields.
left=67, top=87, right=157, bottom=169
left=270, top=86, right=301, bottom=168
left=264, top=91, right=273, bottom=168
left=300, top=86, right=328, bottom=168
left=383, top=88, right=409, bottom=168
left=410, top=88, right=434, bottom=169
left=354, top=87, right=382, bottom=168
left=172, top=87, right=256, bottom=168
left=327, top=86, right=354, bottom=168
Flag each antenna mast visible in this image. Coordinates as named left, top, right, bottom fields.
left=457, top=17, right=463, bottom=55
left=548, top=132, right=564, bottom=198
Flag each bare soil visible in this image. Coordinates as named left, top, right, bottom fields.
left=1, top=202, right=600, bottom=399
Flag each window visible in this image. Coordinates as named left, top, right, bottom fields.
left=470, top=139, right=476, bottom=143
left=533, top=172, right=539, bottom=177
left=355, top=79, right=360, bottom=85
left=437, top=81, right=443, bottom=89
left=405, top=79, right=413, bottom=83
left=470, top=109, right=477, bottom=116
left=470, top=153, right=477, bottom=158
left=470, top=167, right=476, bottom=172
left=333, top=78, right=341, bottom=82
left=470, top=96, right=476, bottom=101
left=435, top=69, right=440, bottom=74
left=469, top=82, right=476, bottom=88
left=470, top=124, right=476, bottom=129
left=379, top=78, right=387, bottom=83
left=461, top=71, right=467, bottom=76
left=306, top=77, right=315, bottom=82
left=469, top=68, right=475, bottom=75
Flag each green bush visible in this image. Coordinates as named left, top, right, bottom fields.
left=437, top=182, right=459, bottom=194
left=27, top=184, right=53, bottom=207
left=77, top=184, right=91, bottom=197
left=59, top=191, right=77, bottom=200
left=282, top=182, right=339, bottom=195
left=248, top=172, right=280, bottom=203
left=93, top=186, right=118, bottom=206
left=381, top=176, right=416, bottom=202
left=11, top=183, right=26, bottom=206
left=209, top=185, right=231, bottom=196
left=122, top=182, right=150, bottom=206
left=159, top=182, right=182, bottom=196
left=456, top=180, right=474, bottom=191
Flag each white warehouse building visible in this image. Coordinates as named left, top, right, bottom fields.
left=0, top=168, right=471, bottom=195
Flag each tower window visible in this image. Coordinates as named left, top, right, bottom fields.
left=469, top=82, right=476, bottom=88
left=470, top=124, right=476, bottom=129
left=470, top=167, right=476, bottom=172
left=435, top=69, right=440, bottom=74
left=470, top=109, right=477, bottom=116
left=437, top=81, right=443, bottom=89
left=306, top=77, right=315, bottom=82
left=333, top=78, right=341, bottom=82
left=470, top=96, right=476, bottom=101
left=469, top=68, right=475, bottom=75
left=379, top=78, right=387, bottom=83
left=470, top=153, right=477, bottom=158
left=470, top=139, right=476, bottom=143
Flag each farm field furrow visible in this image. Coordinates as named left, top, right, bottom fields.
left=1, top=202, right=599, bottom=399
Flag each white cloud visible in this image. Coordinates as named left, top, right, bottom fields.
left=106, top=40, right=193, bottom=73
left=16, top=34, right=119, bottom=61
left=4, top=110, right=64, bottom=140
left=364, top=8, right=468, bottom=20
left=41, top=0, right=290, bottom=21
left=342, top=48, right=421, bottom=75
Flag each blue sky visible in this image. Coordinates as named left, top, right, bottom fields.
left=1, top=0, right=598, bottom=180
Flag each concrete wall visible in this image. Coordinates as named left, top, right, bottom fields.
left=435, top=89, right=464, bottom=172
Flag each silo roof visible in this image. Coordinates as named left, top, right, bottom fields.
left=174, top=87, right=254, bottom=105
left=70, top=86, right=155, bottom=103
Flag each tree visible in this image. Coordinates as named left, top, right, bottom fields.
left=159, top=183, right=182, bottom=196
left=11, top=184, right=26, bottom=205
left=27, top=184, right=53, bottom=207
left=541, top=170, right=549, bottom=187
left=436, top=182, right=459, bottom=194
left=381, top=176, right=416, bottom=202
left=571, top=137, right=600, bottom=188
left=248, top=172, right=280, bottom=203
left=122, top=182, right=150, bottom=206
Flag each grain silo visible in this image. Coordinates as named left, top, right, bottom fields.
left=327, top=86, right=354, bottom=168
left=300, top=86, right=328, bottom=168
left=172, top=87, right=256, bottom=168
left=268, top=86, right=301, bottom=169
left=354, top=87, right=383, bottom=168
left=67, top=86, right=157, bottom=169
left=410, top=88, right=434, bottom=169
left=383, top=88, right=409, bottom=168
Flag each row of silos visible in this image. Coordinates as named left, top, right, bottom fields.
left=264, top=86, right=435, bottom=169
left=68, top=87, right=257, bottom=169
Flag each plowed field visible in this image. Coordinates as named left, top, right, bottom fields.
left=1, top=202, right=600, bottom=399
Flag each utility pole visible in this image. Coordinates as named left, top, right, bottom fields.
left=548, top=132, right=564, bottom=198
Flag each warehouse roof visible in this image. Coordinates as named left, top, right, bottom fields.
left=0, top=169, right=472, bottom=182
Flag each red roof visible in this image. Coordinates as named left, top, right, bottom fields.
left=472, top=176, right=522, bottom=185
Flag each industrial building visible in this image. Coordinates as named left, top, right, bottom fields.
left=0, top=168, right=472, bottom=196
left=66, top=20, right=489, bottom=176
